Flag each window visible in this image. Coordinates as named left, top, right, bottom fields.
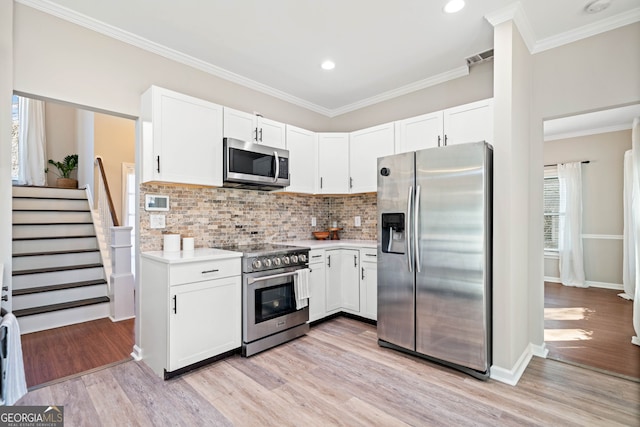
left=543, top=167, right=561, bottom=252
left=11, top=95, right=19, bottom=181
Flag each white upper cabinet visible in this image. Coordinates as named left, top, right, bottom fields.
left=317, top=133, right=350, bottom=194
left=222, top=107, right=286, bottom=149
left=285, top=125, right=317, bottom=194
left=349, top=123, right=395, bottom=193
left=442, top=98, right=494, bottom=146
left=395, top=111, right=444, bottom=153
left=141, top=86, right=223, bottom=186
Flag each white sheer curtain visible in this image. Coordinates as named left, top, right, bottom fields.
left=17, top=96, right=47, bottom=186
left=557, top=162, right=586, bottom=287
left=621, top=150, right=636, bottom=300
left=631, top=117, right=640, bottom=347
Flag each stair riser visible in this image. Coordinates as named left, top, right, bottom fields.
left=13, top=198, right=90, bottom=211
left=13, top=251, right=102, bottom=271
left=13, top=224, right=96, bottom=239
left=13, top=237, right=99, bottom=255
left=13, top=211, right=93, bottom=224
left=12, top=187, right=86, bottom=199
left=13, top=268, right=105, bottom=290
left=19, top=303, right=110, bottom=334
left=13, top=284, right=109, bottom=310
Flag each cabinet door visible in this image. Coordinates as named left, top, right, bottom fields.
left=443, top=98, right=494, bottom=146
left=223, top=107, right=257, bottom=142
left=395, top=111, right=443, bottom=153
left=341, top=249, right=360, bottom=313
left=258, top=117, right=286, bottom=150
left=143, top=86, right=223, bottom=186
left=168, top=276, right=241, bottom=371
left=317, top=133, right=350, bottom=194
left=360, top=261, right=378, bottom=320
left=309, top=261, right=326, bottom=322
left=349, top=123, right=395, bottom=193
left=284, top=125, right=317, bottom=193
left=325, top=249, right=343, bottom=313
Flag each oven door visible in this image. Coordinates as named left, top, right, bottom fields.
left=244, top=267, right=309, bottom=343
left=224, top=138, right=290, bottom=188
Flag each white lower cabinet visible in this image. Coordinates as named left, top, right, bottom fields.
left=308, top=250, right=326, bottom=322
left=359, top=249, right=378, bottom=320
left=140, top=251, right=241, bottom=378
left=325, top=248, right=360, bottom=315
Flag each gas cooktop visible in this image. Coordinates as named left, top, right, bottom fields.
left=222, top=243, right=310, bottom=273
left=223, top=243, right=309, bottom=258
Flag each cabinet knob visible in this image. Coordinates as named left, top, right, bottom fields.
left=362, top=266, right=365, bottom=280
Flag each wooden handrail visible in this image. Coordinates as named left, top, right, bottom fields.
left=95, top=157, right=120, bottom=227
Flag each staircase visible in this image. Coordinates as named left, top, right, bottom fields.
left=12, top=186, right=110, bottom=334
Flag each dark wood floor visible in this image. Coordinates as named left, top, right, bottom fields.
left=17, top=317, right=640, bottom=426
left=544, top=281, right=640, bottom=380
left=20, top=317, right=135, bottom=388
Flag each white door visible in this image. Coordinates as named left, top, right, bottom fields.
left=443, top=98, right=494, bottom=146
left=360, top=260, right=377, bottom=320
left=309, top=260, right=326, bottom=322
left=223, top=107, right=256, bottom=142
left=395, top=111, right=444, bottom=153
left=325, top=249, right=343, bottom=312
left=317, top=133, right=350, bottom=194
left=258, top=117, right=286, bottom=149
left=340, top=249, right=360, bottom=313
left=285, top=125, right=317, bottom=193
left=349, top=123, right=395, bottom=193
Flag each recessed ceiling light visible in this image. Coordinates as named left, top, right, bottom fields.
left=321, top=60, right=335, bottom=70
left=584, top=0, right=611, bottom=14
left=443, top=0, right=465, bottom=14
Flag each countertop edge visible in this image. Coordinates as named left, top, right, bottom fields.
left=281, top=240, right=377, bottom=250
left=141, top=248, right=243, bottom=264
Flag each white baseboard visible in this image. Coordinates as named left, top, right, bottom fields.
left=544, top=277, right=623, bottom=290
left=531, top=342, right=549, bottom=358
left=490, top=345, right=533, bottom=386
left=131, top=345, right=143, bottom=361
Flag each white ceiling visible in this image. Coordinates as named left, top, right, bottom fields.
left=19, top=0, right=640, bottom=116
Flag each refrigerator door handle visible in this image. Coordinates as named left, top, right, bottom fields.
left=414, top=184, right=421, bottom=273
left=406, top=185, right=414, bottom=273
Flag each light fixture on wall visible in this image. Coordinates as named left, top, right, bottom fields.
left=321, top=60, right=336, bottom=70
left=443, top=0, right=465, bottom=14
left=584, top=0, right=612, bottom=14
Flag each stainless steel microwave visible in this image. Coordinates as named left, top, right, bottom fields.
left=223, top=138, right=290, bottom=190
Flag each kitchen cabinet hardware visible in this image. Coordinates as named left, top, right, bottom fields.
left=156, top=155, right=161, bottom=173
left=354, top=255, right=358, bottom=267
left=350, top=177, right=353, bottom=188
left=201, top=269, right=220, bottom=274
left=253, top=127, right=258, bottom=141
left=444, top=134, right=448, bottom=146
left=311, top=254, right=322, bottom=258
left=173, top=295, right=177, bottom=314
left=366, top=254, right=377, bottom=257
left=320, top=177, right=323, bottom=189
left=362, top=266, right=365, bottom=280
left=259, top=128, right=263, bottom=142
left=437, top=135, right=441, bottom=147
left=327, top=255, right=331, bottom=268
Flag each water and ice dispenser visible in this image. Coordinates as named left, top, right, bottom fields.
left=381, top=213, right=405, bottom=254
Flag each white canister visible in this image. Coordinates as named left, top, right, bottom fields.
left=163, top=234, right=181, bottom=252
left=182, top=237, right=195, bottom=252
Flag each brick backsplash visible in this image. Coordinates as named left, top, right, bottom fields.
left=140, top=184, right=377, bottom=251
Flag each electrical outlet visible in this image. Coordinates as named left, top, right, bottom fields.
left=150, top=214, right=166, bottom=229
left=311, top=217, right=317, bottom=227
left=355, top=216, right=361, bottom=227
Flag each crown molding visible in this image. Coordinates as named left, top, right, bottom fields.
left=485, top=1, right=536, bottom=53
left=328, top=66, right=470, bottom=117
left=532, top=7, right=640, bottom=53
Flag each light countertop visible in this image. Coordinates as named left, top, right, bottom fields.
left=141, top=248, right=243, bottom=264
left=281, top=239, right=377, bottom=250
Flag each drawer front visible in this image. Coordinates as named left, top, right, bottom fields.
left=309, top=249, right=325, bottom=264
left=170, top=258, right=241, bottom=285
left=360, top=248, right=378, bottom=263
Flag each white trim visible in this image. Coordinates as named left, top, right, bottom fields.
left=581, top=234, right=623, bottom=240
left=544, top=276, right=624, bottom=290
left=544, top=251, right=559, bottom=259
left=532, top=8, right=640, bottom=54
left=544, top=276, right=561, bottom=283
left=484, top=1, right=536, bottom=53
left=131, top=345, right=143, bottom=361
left=531, top=342, right=549, bottom=359
left=490, top=344, right=532, bottom=386
left=544, top=123, right=634, bottom=141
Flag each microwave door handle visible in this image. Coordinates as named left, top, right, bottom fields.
left=274, top=151, right=280, bottom=183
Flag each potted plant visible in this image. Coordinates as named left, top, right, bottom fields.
left=47, top=154, right=79, bottom=188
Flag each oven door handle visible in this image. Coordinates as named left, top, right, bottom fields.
left=247, top=270, right=299, bottom=284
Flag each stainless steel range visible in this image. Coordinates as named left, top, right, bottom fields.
left=228, top=243, right=310, bottom=357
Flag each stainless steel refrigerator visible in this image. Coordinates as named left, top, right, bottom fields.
left=377, top=141, right=492, bottom=379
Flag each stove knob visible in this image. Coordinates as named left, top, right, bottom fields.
left=299, top=254, right=307, bottom=263
left=291, top=254, right=299, bottom=263
left=282, top=256, right=290, bottom=265
left=252, top=259, right=262, bottom=269
left=263, top=258, right=272, bottom=268
left=273, top=257, right=282, bottom=266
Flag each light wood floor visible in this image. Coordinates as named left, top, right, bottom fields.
left=544, top=282, right=640, bottom=380
left=17, top=317, right=640, bottom=426
left=20, top=318, right=135, bottom=388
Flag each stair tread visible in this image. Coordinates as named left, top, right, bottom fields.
left=13, top=235, right=97, bottom=241
left=13, top=209, right=91, bottom=212
left=13, top=279, right=108, bottom=296
left=13, top=263, right=104, bottom=276
left=13, top=296, right=110, bottom=318
left=13, top=248, right=100, bottom=258
left=13, top=222, right=93, bottom=225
